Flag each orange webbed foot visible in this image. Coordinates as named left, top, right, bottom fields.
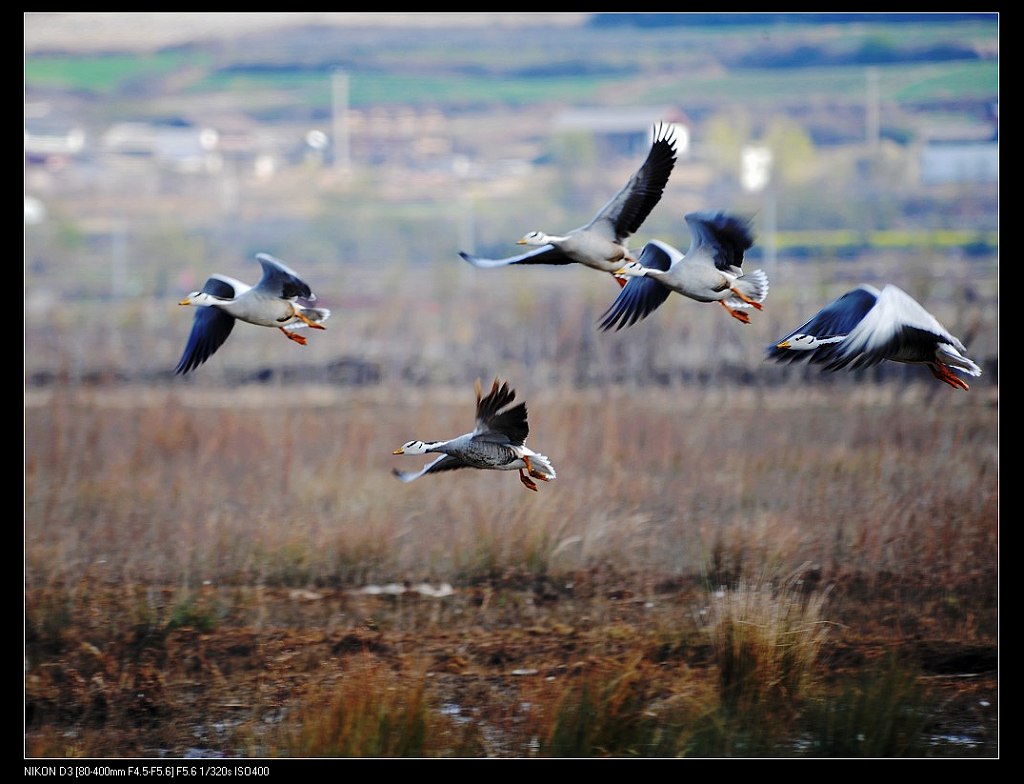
left=720, top=301, right=751, bottom=324
left=519, top=469, right=539, bottom=491
left=280, top=328, right=308, bottom=345
left=287, top=305, right=327, bottom=331
left=294, top=311, right=326, bottom=330
left=930, top=364, right=969, bottom=390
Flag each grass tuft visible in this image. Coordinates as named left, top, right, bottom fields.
left=703, top=570, right=834, bottom=714
left=279, top=658, right=435, bottom=757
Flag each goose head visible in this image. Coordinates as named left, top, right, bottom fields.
left=179, top=291, right=220, bottom=307
left=517, top=231, right=550, bottom=246
left=777, top=334, right=844, bottom=351
left=613, top=260, right=650, bottom=278
left=393, top=440, right=429, bottom=455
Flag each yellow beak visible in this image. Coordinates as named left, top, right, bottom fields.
left=777, top=340, right=791, bottom=349
left=392, top=448, right=405, bottom=455
left=178, top=298, right=191, bottom=306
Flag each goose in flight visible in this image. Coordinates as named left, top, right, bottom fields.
left=459, top=123, right=678, bottom=287
left=175, top=252, right=330, bottom=375
left=765, top=283, right=981, bottom=390
left=599, top=211, right=768, bottom=330
left=392, top=378, right=557, bottom=492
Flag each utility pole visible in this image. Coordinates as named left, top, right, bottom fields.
left=742, top=145, right=776, bottom=283
left=331, top=69, right=351, bottom=172
left=866, top=67, right=880, bottom=150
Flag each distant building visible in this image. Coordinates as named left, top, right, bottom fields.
left=918, top=102, right=998, bottom=186
left=918, top=142, right=998, bottom=185
left=553, top=106, right=692, bottom=158
left=100, top=120, right=222, bottom=173
left=24, top=117, right=85, bottom=166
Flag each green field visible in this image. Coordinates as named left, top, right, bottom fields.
left=25, top=50, right=201, bottom=91
left=25, top=18, right=997, bottom=110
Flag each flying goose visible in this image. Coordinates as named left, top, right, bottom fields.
left=765, top=283, right=982, bottom=390
left=392, top=378, right=557, bottom=492
left=175, top=252, right=330, bottom=375
left=459, top=123, right=678, bottom=287
left=599, top=211, right=768, bottom=330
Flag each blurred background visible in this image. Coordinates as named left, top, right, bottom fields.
left=25, top=12, right=998, bottom=391
left=24, top=15, right=1000, bottom=758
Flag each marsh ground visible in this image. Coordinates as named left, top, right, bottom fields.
left=25, top=382, right=998, bottom=758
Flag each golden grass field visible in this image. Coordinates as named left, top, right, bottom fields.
left=25, top=256, right=998, bottom=758
left=25, top=385, right=998, bottom=757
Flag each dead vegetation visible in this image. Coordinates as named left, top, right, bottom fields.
left=25, top=377, right=997, bottom=757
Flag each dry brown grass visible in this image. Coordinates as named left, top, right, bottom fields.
left=26, top=381, right=997, bottom=594
left=25, top=376, right=997, bottom=757
left=703, top=572, right=833, bottom=712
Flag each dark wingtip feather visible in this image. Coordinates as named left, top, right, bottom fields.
left=174, top=308, right=235, bottom=376
left=597, top=274, right=672, bottom=332
left=475, top=378, right=529, bottom=445
left=684, top=211, right=755, bottom=269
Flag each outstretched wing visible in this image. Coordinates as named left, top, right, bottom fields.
left=473, top=378, right=529, bottom=445
left=175, top=307, right=236, bottom=375
left=597, top=240, right=677, bottom=331
left=252, top=252, right=315, bottom=301
left=827, top=284, right=964, bottom=371
left=392, top=455, right=468, bottom=483
left=765, top=285, right=880, bottom=366
left=458, top=244, right=575, bottom=268
left=584, top=123, right=678, bottom=242
left=683, top=211, right=755, bottom=272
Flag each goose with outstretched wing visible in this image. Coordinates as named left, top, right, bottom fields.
left=459, top=124, right=678, bottom=287
left=599, top=211, right=768, bottom=330
left=175, top=253, right=330, bottom=375
left=392, top=378, right=556, bottom=492
left=765, top=283, right=981, bottom=390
